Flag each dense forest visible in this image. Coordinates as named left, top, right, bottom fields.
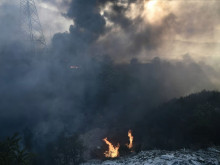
left=135, top=90, right=220, bottom=150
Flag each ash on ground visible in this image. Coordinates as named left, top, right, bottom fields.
left=82, top=147, right=220, bottom=165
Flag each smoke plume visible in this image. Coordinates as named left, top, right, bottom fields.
left=0, top=0, right=220, bottom=162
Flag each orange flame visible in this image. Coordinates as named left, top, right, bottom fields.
left=103, top=138, right=120, bottom=158
left=126, top=130, right=133, bottom=149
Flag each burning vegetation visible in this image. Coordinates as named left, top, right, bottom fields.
left=126, top=129, right=134, bottom=149
left=103, top=130, right=134, bottom=158
left=103, top=138, right=120, bottom=158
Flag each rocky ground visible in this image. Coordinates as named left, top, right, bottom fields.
left=81, top=147, right=220, bottom=165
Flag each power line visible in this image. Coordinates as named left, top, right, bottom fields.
left=20, top=0, right=46, bottom=52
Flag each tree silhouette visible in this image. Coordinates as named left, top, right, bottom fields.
left=0, top=133, right=33, bottom=165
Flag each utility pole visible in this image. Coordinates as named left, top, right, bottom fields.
left=20, top=0, right=46, bottom=52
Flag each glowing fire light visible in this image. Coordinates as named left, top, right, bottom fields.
left=103, top=138, right=120, bottom=158
left=126, top=129, right=134, bottom=149
left=70, top=65, right=80, bottom=69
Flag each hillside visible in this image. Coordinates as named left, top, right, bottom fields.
left=134, top=90, right=220, bottom=150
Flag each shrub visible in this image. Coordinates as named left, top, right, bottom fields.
left=0, top=133, right=33, bottom=165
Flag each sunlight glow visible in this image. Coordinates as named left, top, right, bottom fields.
left=143, top=0, right=164, bottom=24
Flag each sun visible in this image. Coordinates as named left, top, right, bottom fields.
left=145, top=0, right=158, bottom=11
left=143, top=0, right=168, bottom=24
left=143, top=0, right=161, bottom=23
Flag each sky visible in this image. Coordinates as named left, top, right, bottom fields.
left=0, top=0, right=72, bottom=43
left=43, top=0, right=220, bottom=68
left=1, top=0, right=220, bottom=64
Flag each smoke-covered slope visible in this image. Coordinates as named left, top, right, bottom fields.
left=134, top=90, right=220, bottom=150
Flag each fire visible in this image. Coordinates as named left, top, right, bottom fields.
left=103, top=138, right=120, bottom=158
left=103, top=130, right=134, bottom=158
left=70, top=65, right=80, bottom=69
left=126, top=130, right=134, bottom=149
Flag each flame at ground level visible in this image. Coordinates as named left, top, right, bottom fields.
left=126, top=130, right=133, bottom=149
left=103, top=138, right=120, bottom=158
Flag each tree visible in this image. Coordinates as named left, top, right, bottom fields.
left=0, top=133, right=33, bottom=165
